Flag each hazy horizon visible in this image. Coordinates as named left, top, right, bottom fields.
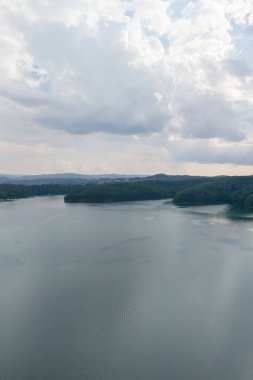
left=0, top=171, right=252, bottom=178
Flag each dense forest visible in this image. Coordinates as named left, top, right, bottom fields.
left=64, top=178, right=209, bottom=203
left=173, top=176, right=253, bottom=209
left=1, top=176, right=253, bottom=210
left=65, top=176, right=253, bottom=209
left=0, top=184, right=82, bottom=200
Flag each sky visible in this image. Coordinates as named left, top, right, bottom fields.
left=1, top=0, right=253, bottom=176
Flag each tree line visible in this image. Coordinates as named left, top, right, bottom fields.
left=1, top=176, right=253, bottom=210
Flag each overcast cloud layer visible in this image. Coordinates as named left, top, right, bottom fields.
left=1, top=0, right=253, bottom=175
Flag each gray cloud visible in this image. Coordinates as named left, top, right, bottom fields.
left=174, top=90, right=250, bottom=141
left=2, top=20, right=169, bottom=135
left=168, top=139, right=253, bottom=166
left=1, top=0, right=253, bottom=173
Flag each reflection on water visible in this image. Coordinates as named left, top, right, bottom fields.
left=1, top=197, right=253, bottom=379
left=180, top=203, right=253, bottom=224
left=226, top=206, right=253, bottom=221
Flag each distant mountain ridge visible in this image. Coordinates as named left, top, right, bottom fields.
left=145, top=173, right=207, bottom=181
left=0, top=173, right=206, bottom=185
left=0, top=173, right=145, bottom=185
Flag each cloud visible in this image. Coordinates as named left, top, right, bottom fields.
left=0, top=1, right=170, bottom=136
left=1, top=0, right=253, bottom=172
left=168, top=138, right=253, bottom=166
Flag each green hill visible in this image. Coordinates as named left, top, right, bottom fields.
left=0, top=184, right=82, bottom=200
left=64, top=178, right=208, bottom=203
left=173, top=176, right=253, bottom=209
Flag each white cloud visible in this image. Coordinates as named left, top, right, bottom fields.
left=1, top=0, right=253, bottom=173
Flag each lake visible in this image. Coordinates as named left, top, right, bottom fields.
left=1, top=196, right=253, bottom=379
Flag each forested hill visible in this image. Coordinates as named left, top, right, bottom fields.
left=0, top=177, right=210, bottom=202
left=173, top=176, right=253, bottom=209
left=64, top=178, right=210, bottom=203
left=64, top=176, right=253, bottom=209
left=2, top=176, right=253, bottom=210
left=0, top=184, right=82, bottom=200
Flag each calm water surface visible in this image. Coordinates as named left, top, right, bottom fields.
left=1, top=196, right=253, bottom=379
